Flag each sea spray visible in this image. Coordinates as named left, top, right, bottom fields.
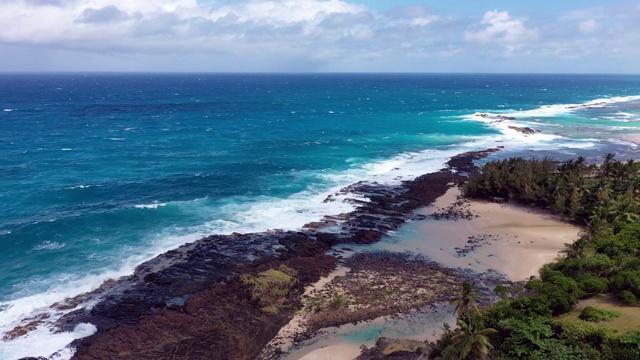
left=1, top=73, right=640, bottom=358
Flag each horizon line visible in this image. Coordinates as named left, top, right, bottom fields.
left=1, top=71, right=639, bottom=76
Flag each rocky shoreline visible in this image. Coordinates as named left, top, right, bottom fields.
left=12, top=148, right=498, bottom=360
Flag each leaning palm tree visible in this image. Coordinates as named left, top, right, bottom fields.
left=451, top=320, right=497, bottom=360
left=450, top=281, right=481, bottom=322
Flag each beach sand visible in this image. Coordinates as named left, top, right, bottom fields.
left=298, top=344, right=362, bottom=360
left=621, top=134, right=640, bottom=145
left=384, top=187, right=584, bottom=281
left=266, top=187, right=583, bottom=359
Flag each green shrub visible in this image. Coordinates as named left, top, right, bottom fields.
left=538, top=268, right=585, bottom=315
left=304, top=293, right=326, bottom=312
left=330, top=291, right=348, bottom=308
left=479, top=296, right=552, bottom=330
left=610, top=270, right=640, bottom=304
left=531, top=339, right=595, bottom=360
left=554, top=318, right=613, bottom=345
left=498, top=316, right=553, bottom=356
left=594, top=223, right=640, bottom=260
left=579, top=306, right=621, bottom=322
left=601, top=330, right=640, bottom=360
left=577, top=275, right=609, bottom=294
left=621, top=290, right=637, bottom=305
left=240, top=265, right=299, bottom=314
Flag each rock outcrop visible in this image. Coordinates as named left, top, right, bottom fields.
left=13, top=149, right=498, bottom=360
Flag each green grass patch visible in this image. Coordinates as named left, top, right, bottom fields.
left=560, top=294, right=640, bottom=333
left=240, top=265, right=298, bottom=314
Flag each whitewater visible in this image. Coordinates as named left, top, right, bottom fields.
left=1, top=73, right=640, bottom=359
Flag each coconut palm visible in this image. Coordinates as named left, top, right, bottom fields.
left=451, top=319, right=497, bottom=360
left=451, top=281, right=481, bottom=322
left=602, top=153, right=616, bottom=179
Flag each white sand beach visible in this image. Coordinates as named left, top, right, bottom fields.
left=400, top=187, right=583, bottom=281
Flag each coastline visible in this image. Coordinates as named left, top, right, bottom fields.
left=399, top=187, right=583, bottom=282
left=3, top=76, right=640, bottom=360
left=5, top=150, right=497, bottom=360
left=267, top=186, right=583, bottom=359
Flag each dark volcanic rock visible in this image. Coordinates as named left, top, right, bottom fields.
left=71, top=254, right=338, bottom=360
left=508, top=126, right=539, bottom=135
left=33, top=149, right=499, bottom=360
left=445, top=148, right=498, bottom=175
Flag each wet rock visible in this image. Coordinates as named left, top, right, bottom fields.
left=508, top=126, right=539, bottom=135
left=31, top=149, right=500, bottom=360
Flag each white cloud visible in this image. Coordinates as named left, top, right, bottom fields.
left=241, top=0, right=365, bottom=24
left=0, top=1, right=638, bottom=72
left=579, top=19, right=600, bottom=34
left=76, top=5, right=129, bottom=23
left=465, top=10, right=537, bottom=44
left=0, top=0, right=368, bottom=47
left=410, top=16, right=438, bottom=27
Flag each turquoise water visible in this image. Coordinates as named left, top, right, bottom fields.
left=1, top=73, right=640, bottom=358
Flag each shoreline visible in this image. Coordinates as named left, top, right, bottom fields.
left=267, top=186, right=583, bottom=359
left=401, top=187, right=583, bottom=282
left=5, top=150, right=498, bottom=360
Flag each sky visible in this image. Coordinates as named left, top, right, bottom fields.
left=0, top=0, right=639, bottom=73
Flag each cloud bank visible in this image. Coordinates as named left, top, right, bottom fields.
left=0, top=0, right=639, bottom=72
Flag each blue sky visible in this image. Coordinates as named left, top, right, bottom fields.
left=0, top=0, right=638, bottom=73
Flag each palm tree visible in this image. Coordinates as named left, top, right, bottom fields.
left=574, top=156, right=588, bottom=175
left=602, top=153, right=616, bottom=179
left=451, top=319, right=497, bottom=360
left=451, top=281, right=482, bottom=323
left=608, top=193, right=640, bottom=224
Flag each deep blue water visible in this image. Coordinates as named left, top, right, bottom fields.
left=1, top=73, right=640, bottom=359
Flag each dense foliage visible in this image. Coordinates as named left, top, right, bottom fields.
left=464, top=155, right=640, bottom=231
left=430, top=155, right=640, bottom=359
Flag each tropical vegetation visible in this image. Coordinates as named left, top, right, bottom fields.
left=429, top=154, right=640, bottom=359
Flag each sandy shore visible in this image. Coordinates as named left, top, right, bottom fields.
left=621, top=134, right=640, bottom=145
left=264, top=187, right=583, bottom=359
left=389, top=187, right=584, bottom=281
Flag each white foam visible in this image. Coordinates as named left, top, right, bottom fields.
left=66, top=185, right=91, bottom=190
left=3, top=95, right=636, bottom=357
left=108, top=138, right=125, bottom=141
left=468, top=95, right=640, bottom=121
left=60, top=148, right=73, bottom=151
left=463, top=95, right=640, bottom=154
left=3, top=109, right=16, bottom=112
left=32, top=241, right=66, bottom=251
left=134, top=203, right=168, bottom=209
left=0, top=323, right=96, bottom=360
left=608, top=138, right=639, bottom=148
left=0, top=263, right=162, bottom=358
left=0, top=134, right=572, bottom=357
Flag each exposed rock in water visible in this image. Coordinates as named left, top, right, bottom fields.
left=508, top=126, right=539, bottom=135
left=12, top=149, right=498, bottom=360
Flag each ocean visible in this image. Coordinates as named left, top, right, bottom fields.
left=1, top=73, right=640, bottom=359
